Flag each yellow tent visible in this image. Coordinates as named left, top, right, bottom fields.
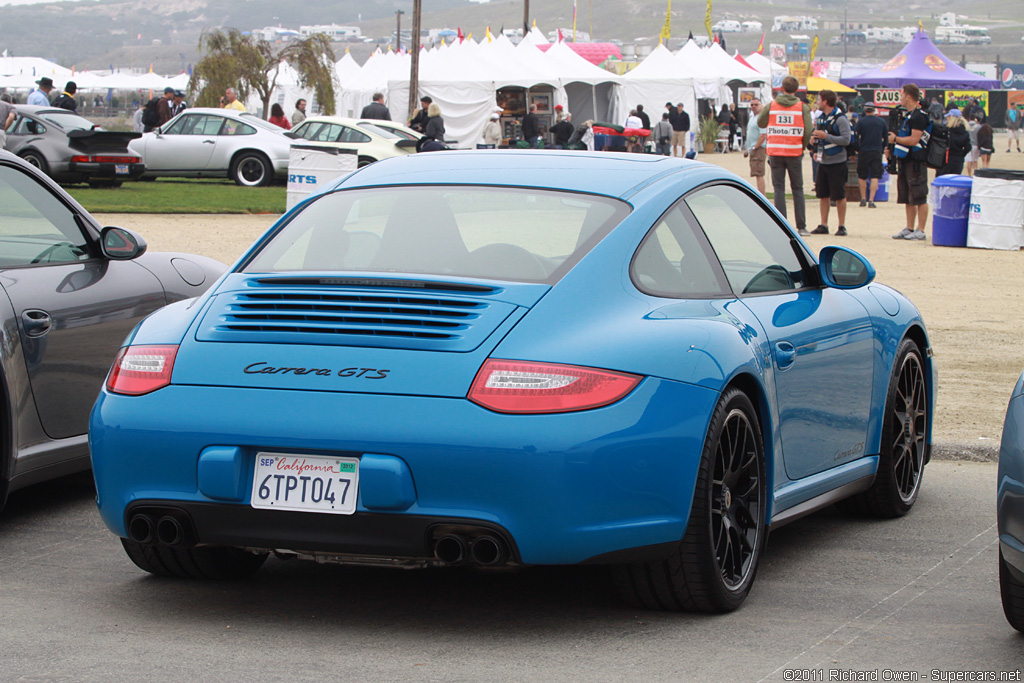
left=806, top=76, right=856, bottom=93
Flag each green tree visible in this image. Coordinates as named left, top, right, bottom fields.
left=188, top=28, right=337, bottom=117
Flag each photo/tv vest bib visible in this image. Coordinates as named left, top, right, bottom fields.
left=766, top=101, right=805, bottom=157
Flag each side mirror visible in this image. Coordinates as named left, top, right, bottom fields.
left=100, top=226, right=148, bottom=260
left=818, top=245, right=875, bottom=289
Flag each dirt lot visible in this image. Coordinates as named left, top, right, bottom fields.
left=94, top=146, right=1024, bottom=460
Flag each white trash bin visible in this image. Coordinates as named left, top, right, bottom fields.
left=967, top=169, right=1024, bottom=251
left=286, top=145, right=358, bottom=211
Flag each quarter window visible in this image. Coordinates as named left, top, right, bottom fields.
left=631, top=204, right=730, bottom=298
left=0, top=165, right=90, bottom=267
left=686, top=185, right=809, bottom=295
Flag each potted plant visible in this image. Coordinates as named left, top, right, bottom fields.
left=697, top=115, right=723, bottom=154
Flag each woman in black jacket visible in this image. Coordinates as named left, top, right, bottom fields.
left=418, top=102, right=447, bottom=152
left=717, top=104, right=736, bottom=152
left=977, top=122, right=994, bottom=169
left=937, top=112, right=972, bottom=177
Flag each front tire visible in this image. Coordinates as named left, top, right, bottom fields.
left=230, top=152, right=272, bottom=187
left=614, top=388, right=767, bottom=612
left=1000, top=549, right=1024, bottom=632
left=843, top=338, right=928, bottom=517
left=121, top=539, right=268, bottom=579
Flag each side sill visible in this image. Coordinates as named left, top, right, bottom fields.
left=769, top=475, right=874, bottom=529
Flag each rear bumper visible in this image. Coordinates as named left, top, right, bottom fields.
left=90, top=378, right=718, bottom=565
left=999, top=389, right=1024, bottom=575
left=67, top=161, right=145, bottom=181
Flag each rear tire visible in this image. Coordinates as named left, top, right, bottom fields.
left=613, top=388, right=767, bottom=612
left=120, top=539, right=268, bottom=579
left=230, top=152, right=272, bottom=187
left=1001, top=549, right=1024, bottom=633
left=20, top=151, right=49, bottom=176
left=357, top=156, right=376, bottom=168
left=842, top=338, right=928, bottom=517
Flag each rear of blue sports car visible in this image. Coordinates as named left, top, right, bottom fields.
left=998, top=372, right=1024, bottom=631
left=89, top=178, right=721, bottom=575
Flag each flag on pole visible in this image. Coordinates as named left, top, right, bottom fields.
left=713, top=32, right=719, bottom=44
left=486, top=26, right=492, bottom=43
left=558, top=28, right=564, bottom=43
left=659, top=1, right=671, bottom=44
left=687, top=30, right=694, bottom=42
left=704, top=0, right=713, bottom=40
left=573, top=0, right=578, bottom=43
left=756, top=31, right=765, bottom=54
left=457, top=27, right=464, bottom=43
left=809, top=34, right=819, bottom=62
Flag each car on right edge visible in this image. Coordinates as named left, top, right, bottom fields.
left=998, top=376, right=1024, bottom=631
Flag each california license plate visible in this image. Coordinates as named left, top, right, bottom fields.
left=115, top=164, right=129, bottom=175
left=251, top=452, right=359, bottom=514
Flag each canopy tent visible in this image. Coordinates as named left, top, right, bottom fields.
left=620, top=44, right=696, bottom=128
left=524, top=39, right=620, bottom=124
left=744, top=52, right=786, bottom=90
left=521, top=25, right=549, bottom=46
left=0, top=56, right=72, bottom=89
left=840, top=29, right=1000, bottom=89
left=538, top=42, right=622, bottom=66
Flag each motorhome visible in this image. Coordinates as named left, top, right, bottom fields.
left=772, top=16, right=818, bottom=32
left=935, top=25, right=991, bottom=45
left=742, top=21, right=763, bottom=33
left=712, top=20, right=742, bottom=33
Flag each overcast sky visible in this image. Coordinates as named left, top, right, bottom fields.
left=0, top=0, right=89, bottom=4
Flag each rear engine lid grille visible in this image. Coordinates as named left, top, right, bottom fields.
left=197, top=287, right=517, bottom=352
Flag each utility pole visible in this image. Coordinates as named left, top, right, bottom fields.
left=396, top=9, right=405, bottom=52
left=409, top=0, right=422, bottom=123
left=844, top=7, right=848, bottom=63
left=524, top=0, right=530, bottom=36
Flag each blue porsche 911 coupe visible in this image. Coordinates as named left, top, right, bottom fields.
left=998, top=374, right=1024, bottom=631
left=89, top=151, right=934, bottom=612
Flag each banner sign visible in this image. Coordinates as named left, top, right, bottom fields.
left=788, top=61, right=808, bottom=87
left=770, top=43, right=786, bottom=64
left=946, top=90, right=989, bottom=115
left=873, top=89, right=902, bottom=107
left=965, top=63, right=997, bottom=80
left=1001, top=64, right=1024, bottom=90
left=1008, top=91, right=1024, bottom=110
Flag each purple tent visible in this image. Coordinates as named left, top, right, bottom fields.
left=840, top=30, right=1000, bottom=89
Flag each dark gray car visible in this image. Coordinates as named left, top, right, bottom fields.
left=4, top=105, right=145, bottom=187
left=0, top=150, right=224, bottom=512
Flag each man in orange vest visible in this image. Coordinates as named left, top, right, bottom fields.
left=758, top=75, right=813, bottom=235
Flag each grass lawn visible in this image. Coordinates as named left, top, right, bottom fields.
left=65, top=178, right=286, bottom=214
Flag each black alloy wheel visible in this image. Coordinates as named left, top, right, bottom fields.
left=841, top=338, right=928, bottom=517
left=20, top=151, right=49, bottom=175
left=231, top=152, right=271, bottom=187
left=613, top=388, right=766, bottom=612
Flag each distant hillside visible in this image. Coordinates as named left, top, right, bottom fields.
left=0, top=0, right=1020, bottom=73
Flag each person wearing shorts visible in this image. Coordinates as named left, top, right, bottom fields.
left=854, top=106, right=888, bottom=207
left=669, top=102, right=690, bottom=157
left=744, top=98, right=767, bottom=195
left=809, top=89, right=852, bottom=236
left=889, top=84, right=930, bottom=241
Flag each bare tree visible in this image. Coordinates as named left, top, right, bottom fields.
left=188, top=29, right=336, bottom=117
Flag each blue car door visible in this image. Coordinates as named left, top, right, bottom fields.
left=685, top=184, right=874, bottom=480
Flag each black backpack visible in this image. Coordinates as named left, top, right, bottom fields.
left=141, top=97, right=161, bottom=128
left=925, top=122, right=949, bottom=170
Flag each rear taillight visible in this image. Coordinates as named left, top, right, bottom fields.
left=106, top=345, right=178, bottom=395
left=468, top=359, right=641, bottom=414
left=71, top=155, right=140, bottom=163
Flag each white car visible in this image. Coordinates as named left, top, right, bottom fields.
left=129, top=108, right=292, bottom=187
left=288, top=116, right=421, bottom=167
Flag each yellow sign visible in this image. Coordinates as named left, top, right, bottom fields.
left=809, top=35, right=819, bottom=62
left=705, top=0, right=712, bottom=40
left=660, top=1, right=671, bottom=43
left=788, top=61, right=809, bottom=87
left=946, top=90, right=988, bottom=115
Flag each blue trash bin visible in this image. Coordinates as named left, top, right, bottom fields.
left=873, top=163, right=890, bottom=202
left=930, top=175, right=973, bottom=247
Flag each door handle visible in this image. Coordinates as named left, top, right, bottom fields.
left=774, top=341, right=796, bottom=370
left=22, top=309, right=52, bottom=337
left=202, top=139, right=215, bottom=144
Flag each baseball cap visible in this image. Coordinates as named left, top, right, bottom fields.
left=947, top=108, right=962, bottom=117
left=164, top=87, right=176, bottom=95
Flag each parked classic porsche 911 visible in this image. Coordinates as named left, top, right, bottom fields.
left=128, top=108, right=291, bottom=186
left=0, top=150, right=225, bottom=513
left=4, top=106, right=144, bottom=186
left=89, top=151, right=934, bottom=612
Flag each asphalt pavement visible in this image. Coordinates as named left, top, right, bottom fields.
left=0, top=460, right=1020, bottom=682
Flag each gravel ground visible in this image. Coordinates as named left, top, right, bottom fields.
left=94, top=147, right=1024, bottom=461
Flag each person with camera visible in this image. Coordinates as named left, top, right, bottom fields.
left=888, top=84, right=930, bottom=241
left=809, top=89, right=852, bottom=236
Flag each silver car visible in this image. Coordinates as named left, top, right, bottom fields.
left=129, top=108, right=291, bottom=187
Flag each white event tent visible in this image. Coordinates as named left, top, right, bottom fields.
left=620, top=44, right=697, bottom=128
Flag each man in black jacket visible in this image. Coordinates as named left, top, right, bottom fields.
left=669, top=102, right=690, bottom=157
left=409, top=96, right=431, bottom=132
left=854, top=106, right=889, bottom=207
left=521, top=104, right=541, bottom=148
left=52, top=81, right=78, bottom=112
left=360, top=93, right=391, bottom=121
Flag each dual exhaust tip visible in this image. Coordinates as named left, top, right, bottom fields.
left=434, top=534, right=509, bottom=567
left=127, top=511, right=192, bottom=547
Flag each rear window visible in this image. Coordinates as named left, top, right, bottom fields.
left=243, top=186, right=630, bottom=284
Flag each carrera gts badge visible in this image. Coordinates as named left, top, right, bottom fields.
left=244, top=362, right=390, bottom=379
